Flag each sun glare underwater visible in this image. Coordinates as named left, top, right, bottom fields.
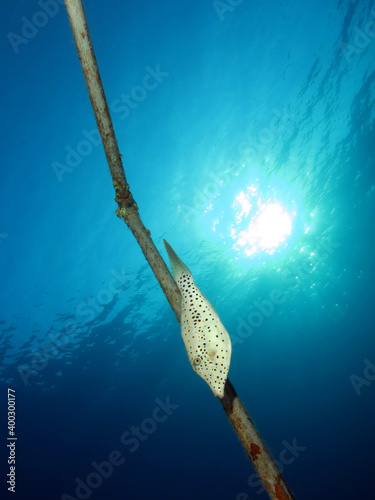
left=195, top=164, right=313, bottom=266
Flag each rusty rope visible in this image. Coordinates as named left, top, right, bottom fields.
left=64, top=2, right=295, bottom=499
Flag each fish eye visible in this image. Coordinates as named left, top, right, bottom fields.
left=193, top=357, right=201, bottom=366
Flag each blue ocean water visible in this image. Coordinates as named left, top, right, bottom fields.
left=1, top=0, right=375, bottom=499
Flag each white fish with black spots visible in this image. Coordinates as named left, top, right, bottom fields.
left=163, top=239, right=232, bottom=398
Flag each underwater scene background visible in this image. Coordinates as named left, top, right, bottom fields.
left=1, top=0, right=375, bottom=499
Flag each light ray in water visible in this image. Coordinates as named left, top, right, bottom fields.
left=230, top=184, right=295, bottom=257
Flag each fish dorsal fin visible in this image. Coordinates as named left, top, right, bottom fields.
left=164, top=239, right=232, bottom=398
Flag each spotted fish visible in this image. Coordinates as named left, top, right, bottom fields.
left=163, top=239, right=232, bottom=398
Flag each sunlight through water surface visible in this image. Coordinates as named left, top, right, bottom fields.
left=230, top=184, right=295, bottom=257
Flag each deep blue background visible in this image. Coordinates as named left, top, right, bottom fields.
left=1, top=1, right=375, bottom=499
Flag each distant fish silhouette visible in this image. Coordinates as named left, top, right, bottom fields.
left=163, top=239, right=231, bottom=398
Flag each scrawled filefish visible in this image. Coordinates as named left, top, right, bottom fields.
left=163, top=239, right=231, bottom=398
